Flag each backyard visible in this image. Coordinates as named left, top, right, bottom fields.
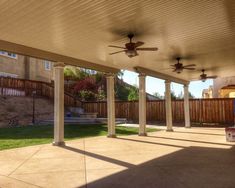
left=0, top=124, right=157, bottom=151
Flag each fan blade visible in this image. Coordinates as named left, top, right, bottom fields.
left=108, top=45, right=126, bottom=49
left=109, top=50, right=125, bottom=55
left=170, top=65, right=176, bottom=67
left=135, top=41, right=144, bottom=47
left=136, top=47, right=158, bottom=51
left=183, top=67, right=196, bottom=70
left=206, top=76, right=217, bottom=79
left=183, top=64, right=196, bottom=68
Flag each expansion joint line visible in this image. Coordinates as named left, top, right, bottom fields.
left=8, top=146, right=43, bottom=176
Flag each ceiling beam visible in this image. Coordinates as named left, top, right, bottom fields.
left=135, top=66, right=189, bottom=85
left=0, top=39, right=119, bottom=73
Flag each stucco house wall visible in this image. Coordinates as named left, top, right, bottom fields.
left=213, top=76, right=235, bottom=98
left=27, top=57, right=54, bottom=82
left=0, top=51, right=54, bottom=83
left=0, top=54, right=25, bottom=78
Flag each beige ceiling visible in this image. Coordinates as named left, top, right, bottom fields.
left=0, top=0, right=235, bottom=81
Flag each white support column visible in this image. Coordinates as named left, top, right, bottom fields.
left=184, top=84, right=191, bottom=128
left=138, top=73, right=147, bottom=136
left=106, top=74, right=116, bottom=138
left=165, top=80, right=173, bottom=131
left=53, top=62, right=65, bottom=146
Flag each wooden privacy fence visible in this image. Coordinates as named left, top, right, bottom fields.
left=0, top=77, right=81, bottom=107
left=83, top=99, right=235, bottom=124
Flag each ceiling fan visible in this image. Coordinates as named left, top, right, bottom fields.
left=108, top=33, right=158, bottom=58
left=199, top=69, right=217, bottom=82
left=170, top=57, right=196, bottom=74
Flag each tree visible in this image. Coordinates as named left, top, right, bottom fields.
left=95, top=72, right=106, bottom=91
left=189, top=92, right=195, bottom=99
left=78, top=90, right=96, bottom=101
left=115, top=83, right=130, bottom=101
left=64, top=66, right=76, bottom=82
left=96, top=88, right=106, bottom=101
left=177, top=91, right=184, bottom=99
left=171, top=91, right=177, bottom=100
left=153, top=92, right=163, bottom=100
left=128, top=86, right=139, bottom=101
left=117, top=70, right=124, bottom=80
left=74, top=77, right=97, bottom=92
left=64, top=66, right=89, bottom=81
left=177, top=91, right=195, bottom=99
left=73, top=77, right=98, bottom=101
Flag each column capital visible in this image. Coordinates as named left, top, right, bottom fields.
left=165, top=80, right=171, bottom=84
left=184, top=84, right=189, bottom=88
left=54, top=62, right=65, bottom=68
left=138, top=72, right=146, bottom=77
left=105, top=73, right=116, bottom=78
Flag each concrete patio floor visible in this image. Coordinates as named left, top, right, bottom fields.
left=0, top=126, right=235, bottom=188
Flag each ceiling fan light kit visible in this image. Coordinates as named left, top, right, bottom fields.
left=125, top=50, right=138, bottom=58
left=108, top=33, right=158, bottom=58
left=176, top=69, right=182, bottom=74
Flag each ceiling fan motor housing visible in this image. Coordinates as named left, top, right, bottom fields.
left=125, top=43, right=135, bottom=50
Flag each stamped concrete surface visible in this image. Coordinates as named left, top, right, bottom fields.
left=0, top=126, right=235, bottom=188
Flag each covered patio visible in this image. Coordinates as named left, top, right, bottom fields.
left=0, top=126, right=235, bottom=188
left=1, top=0, right=232, bottom=143
left=1, top=1, right=235, bottom=187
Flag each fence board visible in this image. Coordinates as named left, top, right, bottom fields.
left=83, top=98, right=235, bottom=125
left=0, top=77, right=81, bottom=107
left=1, top=77, right=234, bottom=124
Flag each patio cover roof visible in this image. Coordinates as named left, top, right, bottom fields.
left=0, top=0, right=235, bottom=82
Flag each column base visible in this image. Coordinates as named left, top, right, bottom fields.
left=166, top=128, right=174, bottom=132
left=185, top=126, right=191, bottom=128
left=52, top=141, right=65, bottom=146
left=107, top=134, right=116, bottom=138
left=139, top=133, right=147, bottom=136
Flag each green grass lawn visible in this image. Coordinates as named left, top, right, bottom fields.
left=0, top=124, right=158, bottom=151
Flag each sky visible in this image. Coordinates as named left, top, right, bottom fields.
left=122, top=70, right=213, bottom=98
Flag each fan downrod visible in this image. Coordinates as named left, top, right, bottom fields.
left=176, top=57, right=181, bottom=63
left=127, top=33, right=134, bottom=42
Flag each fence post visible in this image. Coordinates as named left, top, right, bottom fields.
left=233, top=99, right=235, bottom=126
left=0, top=77, right=3, bottom=95
left=74, top=97, right=77, bottom=107
left=23, top=79, right=26, bottom=96
left=199, top=99, right=202, bottom=126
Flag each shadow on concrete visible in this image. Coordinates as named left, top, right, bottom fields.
left=147, top=135, right=232, bottom=147
left=62, top=145, right=135, bottom=168
left=173, top=130, right=225, bottom=136
left=116, top=137, right=186, bottom=148
left=84, top=146, right=235, bottom=188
